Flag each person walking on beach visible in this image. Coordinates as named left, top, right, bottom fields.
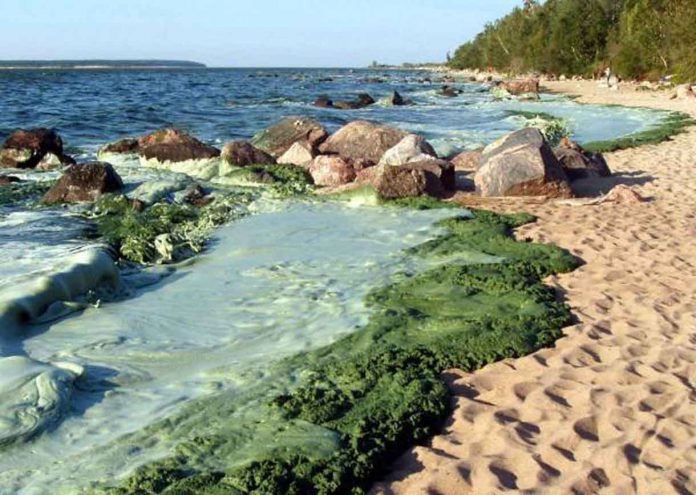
left=604, top=67, right=612, bottom=85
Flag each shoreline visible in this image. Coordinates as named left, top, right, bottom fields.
left=373, top=80, right=696, bottom=493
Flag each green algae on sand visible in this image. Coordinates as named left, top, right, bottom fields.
left=583, top=111, right=696, bottom=153
left=101, top=203, right=579, bottom=495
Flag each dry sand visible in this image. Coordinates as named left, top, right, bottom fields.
left=372, top=81, right=696, bottom=494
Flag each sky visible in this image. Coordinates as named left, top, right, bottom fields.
left=1, top=0, right=518, bottom=67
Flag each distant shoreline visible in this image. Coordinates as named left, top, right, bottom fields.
left=0, top=60, right=206, bottom=70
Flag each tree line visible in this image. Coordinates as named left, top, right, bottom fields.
left=448, top=0, right=696, bottom=82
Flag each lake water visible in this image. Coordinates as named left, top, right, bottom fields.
left=0, top=68, right=665, bottom=158
left=0, top=68, right=668, bottom=493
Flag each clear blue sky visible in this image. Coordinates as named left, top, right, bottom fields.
left=1, top=0, right=518, bottom=67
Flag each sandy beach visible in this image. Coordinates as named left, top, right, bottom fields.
left=373, top=80, right=696, bottom=494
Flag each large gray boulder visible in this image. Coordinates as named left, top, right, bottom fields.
left=319, top=121, right=408, bottom=164
left=379, top=134, right=438, bottom=166
left=475, top=128, right=572, bottom=198
left=0, top=129, right=75, bottom=169
left=251, top=117, right=328, bottom=158
left=42, top=162, right=123, bottom=204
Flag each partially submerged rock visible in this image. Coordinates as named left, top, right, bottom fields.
left=308, top=156, right=356, bottom=187
left=278, top=142, right=315, bottom=167
left=0, top=128, right=75, bottom=169
left=390, top=91, right=410, bottom=106
left=319, top=120, right=408, bottom=164
left=0, top=175, right=20, bottom=186
left=501, top=79, right=540, bottom=95
left=475, top=128, right=572, bottom=198
left=251, top=117, right=329, bottom=157
left=138, top=128, right=220, bottom=163
left=333, top=93, right=376, bottom=110
left=378, top=134, right=438, bottom=166
left=313, top=96, right=334, bottom=108
left=439, top=85, right=461, bottom=97
left=42, top=162, right=124, bottom=204
left=221, top=140, right=276, bottom=167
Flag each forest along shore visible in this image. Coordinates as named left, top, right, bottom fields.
left=372, top=80, right=696, bottom=494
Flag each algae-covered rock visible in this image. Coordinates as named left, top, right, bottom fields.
left=42, top=162, right=123, bottom=204
left=130, top=175, right=194, bottom=205
left=0, top=357, right=84, bottom=447
left=319, top=120, right=408, bottom=164
left=251, top=117, right=329, bottom=158
left=475, top=128, right=572, bottom=198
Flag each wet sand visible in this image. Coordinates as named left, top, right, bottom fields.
left=373, top=80, right=696, bottom=494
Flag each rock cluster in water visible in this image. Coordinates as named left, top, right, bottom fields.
left=1, top=114, right=613, bottom=203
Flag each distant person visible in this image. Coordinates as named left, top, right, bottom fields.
left=604, top=67, right=612, bottom=85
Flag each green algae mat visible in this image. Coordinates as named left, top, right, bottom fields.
left=102, top=204, right=579, bottom=495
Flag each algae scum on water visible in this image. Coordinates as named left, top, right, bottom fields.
left=0, top=190, right=579, bottom=495
left=95, top=205, right=577, bottom=495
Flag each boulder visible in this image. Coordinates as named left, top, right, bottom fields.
left=357, top=93, right=376, bottom=107
left=554, top=147, right=611, bottom=181
left=138, top=129, right=220, bottom=163
left=319, top=120, right=408, bottom=164
left=0, top=128, right=75, bottom=169
left=374, top=163, right=444, bottom=199
left=278, top=142, right=315, bottom=167
left=36, top=153, right=66, bottom=171
left=251, top=117, right=329, bottom=157
left=308, top=156, right=356, bottom=187
left=333, top=93, right=376, bottom=110
left=333, top=101, right=360, bottom=110
left=440, top=85, right=460, bottom=97
left=0, top=175, right=20, bottom=186
left=355, top=166, right=380, bottom=185
left=42, top=162, right=124, bottom=204
left=475, top=128, right=572, bottom=198
left=314, top=96, right=334, bottom=108
left=391, top=91, right=406, bottom=106
left=221, top=141, right=276, bottom=166
left=100, top=138, right=139, bottom=155
left=406, top=159, right=455, bottom=191
left=671, top=84, right=696, bottom=100
left=379, top=134, right=438, bottom=166
left=450, top=150, right=482, bottom=173
left=501, top=79, right=540, bottom=95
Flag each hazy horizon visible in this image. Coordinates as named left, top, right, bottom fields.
left=1, top=0, right=518, bottom=67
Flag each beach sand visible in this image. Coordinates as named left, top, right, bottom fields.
left=372, top=81, right=696, bottom=494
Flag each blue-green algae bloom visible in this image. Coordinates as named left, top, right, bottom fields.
left=101, top=201, right=579, bottom=495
